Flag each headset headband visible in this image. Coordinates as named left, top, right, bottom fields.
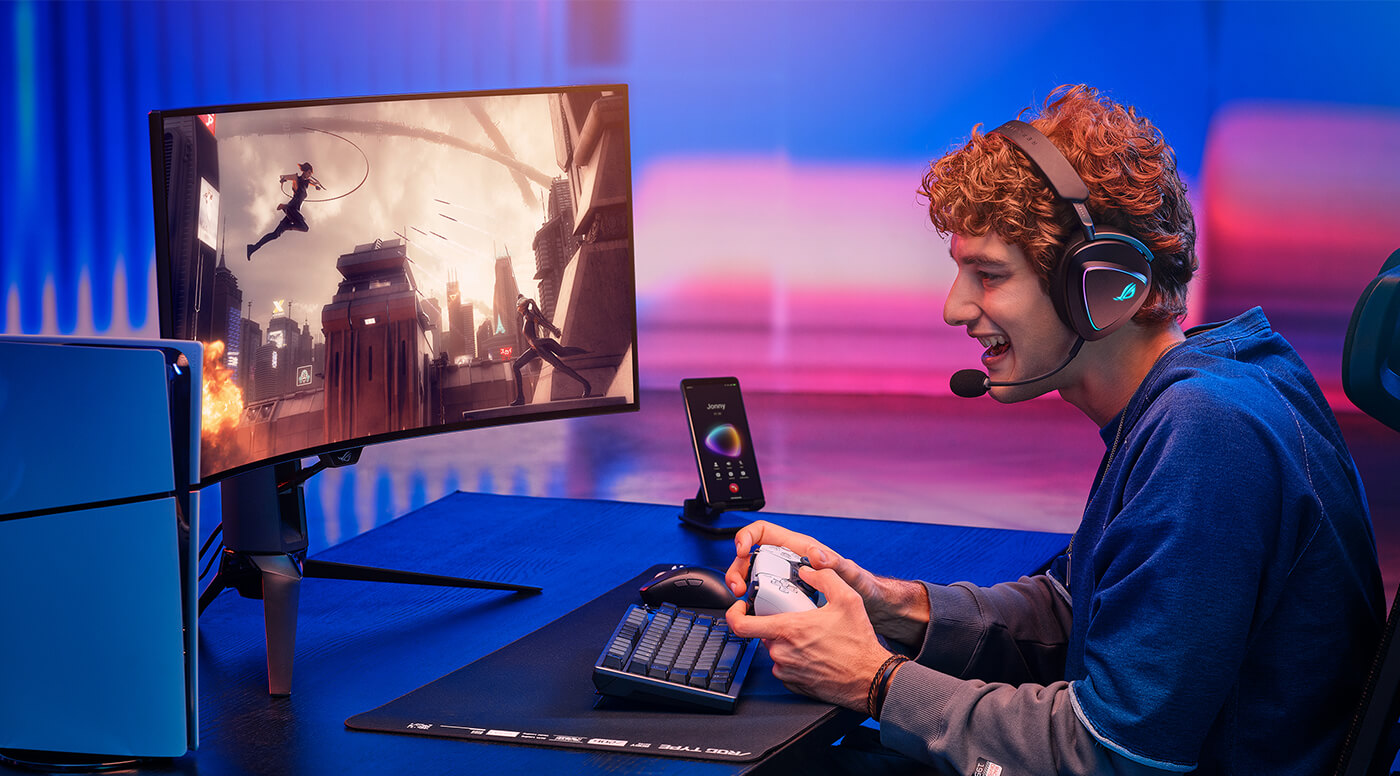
left=991, top=120, right=1098, bottom=241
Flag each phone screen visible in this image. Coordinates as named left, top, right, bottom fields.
left=682, top=377, right=764, bottom=511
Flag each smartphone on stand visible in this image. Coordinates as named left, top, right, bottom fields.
left=680, top=377, right=764, bottom=535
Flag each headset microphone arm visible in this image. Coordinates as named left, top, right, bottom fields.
left=951, top=337, right=1086, bottom=397
left=990, top=336, right=1086, bottom=387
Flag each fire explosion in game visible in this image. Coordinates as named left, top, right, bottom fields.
left=200, top=340, right=249, bottom=473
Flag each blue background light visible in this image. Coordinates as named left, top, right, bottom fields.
left=5, top=0, right=1399, bottom=339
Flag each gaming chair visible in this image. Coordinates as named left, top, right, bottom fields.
left=1335, top=248, right=1400, bottom=776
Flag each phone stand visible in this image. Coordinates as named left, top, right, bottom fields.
left=678, top=488, right=760, bottom=536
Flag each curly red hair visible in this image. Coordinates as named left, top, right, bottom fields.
left=920, top=85, right=1197, bottom=325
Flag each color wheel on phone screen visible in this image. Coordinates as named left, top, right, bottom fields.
left=704, top=424, right=743, bottom=458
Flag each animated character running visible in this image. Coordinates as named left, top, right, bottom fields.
left=509, top=295, right=592, bottom=406
left=247, top=162, right=321, bottom=259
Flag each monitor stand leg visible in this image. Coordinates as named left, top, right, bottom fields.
left=300, top=558, right=542, bottom=592
left=198, top=551, right=302, bottom=695
left=253, top=555, right=300, bottom=697
left=201, top=457, right=542, bottom=695
left=199, top=550, right=542, bottom=696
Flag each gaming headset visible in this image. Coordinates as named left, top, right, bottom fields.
left=1342, top=248, right=1400, bottom=433
left=990, top=119, right=1155, bottom=341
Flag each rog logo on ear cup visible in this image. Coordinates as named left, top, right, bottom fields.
left=1050, top=237, right=1152, bottom=341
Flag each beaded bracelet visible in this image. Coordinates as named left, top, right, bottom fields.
left=867, top=654, right=910, bottom=721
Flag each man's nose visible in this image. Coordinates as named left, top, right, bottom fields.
left=943, top=272, right=978, bottom=328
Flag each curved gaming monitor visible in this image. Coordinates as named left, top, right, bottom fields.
left=151, top=84, right=637, bottom=486
left=149, top=84, right=637, bottom=694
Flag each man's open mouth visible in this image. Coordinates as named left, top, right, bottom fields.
left=979, top=335, right=1010, bottom=358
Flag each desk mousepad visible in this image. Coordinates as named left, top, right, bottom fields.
left=346, top=566, right=857, bottom=762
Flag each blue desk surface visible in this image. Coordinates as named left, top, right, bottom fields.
left=4, top=492, right=1069, bottom=776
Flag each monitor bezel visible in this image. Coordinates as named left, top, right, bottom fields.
left=148, top=83, right=640, bottom=489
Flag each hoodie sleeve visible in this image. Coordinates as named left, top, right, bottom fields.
left=911, top=575, right=1072, bottom=686
left=878, top=667, right=1179, bottom=775
left=874, top=576, right=1177, bottom=774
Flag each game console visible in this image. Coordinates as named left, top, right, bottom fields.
left=0, top=335, right=201, bottom=764
left=745, top=545, right=822, bottom=615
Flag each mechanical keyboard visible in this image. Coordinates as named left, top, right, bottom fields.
left=592, top=602, right=758, bottom=712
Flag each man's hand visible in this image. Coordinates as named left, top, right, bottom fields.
left=726, top=566, right=891, bottom=711
left=725, top=520, right=931, bottom=646
left=724, top=520, right=864, bottom=597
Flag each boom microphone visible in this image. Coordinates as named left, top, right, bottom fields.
left=950, top=369, right=993, bottom=398
left=949, top=337, right=1086, bottom=398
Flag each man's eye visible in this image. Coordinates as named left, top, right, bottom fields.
left=978, top=271, right=1002, bottom=283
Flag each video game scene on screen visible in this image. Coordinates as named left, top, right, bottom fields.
left=159, top=89, right=634, bottom=480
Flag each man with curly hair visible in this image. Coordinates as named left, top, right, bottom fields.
left=723, top=85, right=1383, bottom=774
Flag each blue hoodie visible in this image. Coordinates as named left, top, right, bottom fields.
left=881, top=308, right=1384, bottom=774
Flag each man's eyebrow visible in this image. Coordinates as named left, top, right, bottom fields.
left=951, top=252, right=1010, bottom=268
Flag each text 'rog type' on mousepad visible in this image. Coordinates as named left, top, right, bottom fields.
left=346, top=566, right=853, bottom=762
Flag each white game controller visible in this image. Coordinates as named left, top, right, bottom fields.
left=746, top=545, right=823, bottom=615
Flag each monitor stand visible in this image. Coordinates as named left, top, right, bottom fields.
left=677, top=487, right=755, bottom=537
left=198, top=450, right=540, bottom=696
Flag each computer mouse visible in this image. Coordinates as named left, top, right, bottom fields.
left=638, top=565, right=738, bottom=610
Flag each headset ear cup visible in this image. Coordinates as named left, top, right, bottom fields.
left=1059, top=230, right=1154, bottom=341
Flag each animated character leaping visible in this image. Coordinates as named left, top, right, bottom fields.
left=247, top=162, right=322, bottom=259
left=509, top=295, right=592, bottom=406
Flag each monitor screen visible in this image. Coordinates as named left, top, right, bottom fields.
left=150, top=85, right=638, bottom=486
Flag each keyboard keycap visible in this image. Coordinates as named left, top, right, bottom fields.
left=650, top=612, right=693, bottom=679
left=601, top=606, right=648, bottom=669
left=668, top=621, right=710, bottom=684
left=593, top=600, right=757, bottom=712
left=710, top=640, right=744, bottom=692
left=626, top=607, right=674, bottom=675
